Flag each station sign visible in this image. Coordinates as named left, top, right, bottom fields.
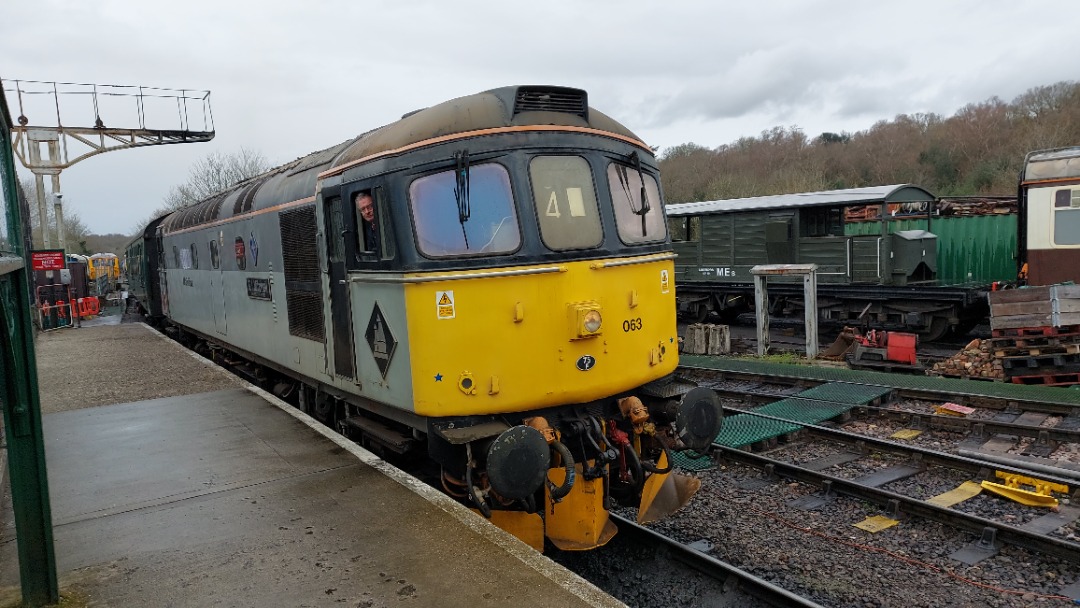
left=30, top=249, right=66, bottom=271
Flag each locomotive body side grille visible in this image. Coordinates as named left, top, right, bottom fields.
left=279, top=205, right=325, bottom=342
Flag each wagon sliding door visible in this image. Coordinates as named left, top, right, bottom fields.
left=849, top=236, right=881, bottom=283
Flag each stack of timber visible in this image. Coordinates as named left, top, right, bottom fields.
left=988, top=285, right=1080, bottom=386
left=682, top=324, right=731, bottom=355
left=936, top=196, right=1017, bottom=216
left=929, top=338, right=1005, bottom=381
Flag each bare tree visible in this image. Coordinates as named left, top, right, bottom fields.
left=135, top=147, right=272, bottom=232
left=20, top=176, right=91, bottom=253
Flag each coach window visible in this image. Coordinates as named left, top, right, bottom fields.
left=529, top=156, right=601, bottom=250
left=668, top=216, right=701, bottom=242
left=172, top=245, right=180, bottom=269
left=608, top=162, right=666, bottom=244
left=802, top=206, right=843, bottom=237
left=410, top=163, right=519, bottom=257
left=1053, top=188, right=1080, bottom=245
left=209, top=239, right=220, bottom=269
left=190, top=243, right=199, bottom=269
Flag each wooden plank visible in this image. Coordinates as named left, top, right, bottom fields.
left=991, top=301, right=1051, bottom=317
left=989, top=286, right=1053, bottom=304
left=991, top=314, right=1053, bottom=330
left=1059, top=312, right=1080, bottom=327
left=1058, top=300, right=1080, bottom=314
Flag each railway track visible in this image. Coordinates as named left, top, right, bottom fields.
left=629, top=365, right=1080, bottom=604
left=553, top=513, right=825, bottom=608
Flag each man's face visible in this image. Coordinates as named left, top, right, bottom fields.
left=358, top=195, right=375, bottom=223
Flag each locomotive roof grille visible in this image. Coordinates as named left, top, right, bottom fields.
left=513, top=87, right=588, bottom=120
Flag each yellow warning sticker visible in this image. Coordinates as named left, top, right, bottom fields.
left=660, top=269, right=670, bottom=294
left=436, top=290, right=455, bottom=320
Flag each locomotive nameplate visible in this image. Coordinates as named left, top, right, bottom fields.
left=246, top=277, right=272, bottom=300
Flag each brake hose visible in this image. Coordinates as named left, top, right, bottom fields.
left=547, top=440, right=576, bottom=501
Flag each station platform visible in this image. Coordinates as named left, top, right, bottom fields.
left=0, top=323, right=622, bottom=607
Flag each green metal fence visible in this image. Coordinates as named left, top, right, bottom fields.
left=845, top=214, right=1017, bottom=285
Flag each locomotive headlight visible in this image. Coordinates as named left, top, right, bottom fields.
left=583, top=310, right=602, bottom=333
left=568, top=302, right=603, bottom=339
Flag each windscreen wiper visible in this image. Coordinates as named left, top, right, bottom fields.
left=454, top=150, right=471, bottom=248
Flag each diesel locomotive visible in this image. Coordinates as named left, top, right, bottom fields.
left=125, top=85, right=723, bottom=551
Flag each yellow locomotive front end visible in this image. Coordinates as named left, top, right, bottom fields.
left=405, top=254, right=703, bottom=550
left=405, top=254, right=677, bottom=416
left=314, top=86, right=723, bottom=551
left=382, top=129, right=721, bottom=551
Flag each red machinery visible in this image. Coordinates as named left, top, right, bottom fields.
left=847, top=329, right=922, bottom=371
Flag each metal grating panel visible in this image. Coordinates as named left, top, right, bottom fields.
left=756, top=398, right=854, bottom=424
left=513, top=86, right=587, bottom=119
left=681, top=355, right=1080, bottom=407
left=279, top=205, right=324, bottom=342
left=671, top=450, right=715, bottom=472
left=797, top=382, right=893, bottom=404
left=280, top=206, right=321, bottom=284
left=285, top=291, right=325, bottom=342
left=713, top=413, right=802, bottom=448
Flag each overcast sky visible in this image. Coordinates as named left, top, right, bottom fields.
left=4, top=0, right=1079, bottom=236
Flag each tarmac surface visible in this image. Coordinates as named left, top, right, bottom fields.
left=0, top=321, right=623, bottom=607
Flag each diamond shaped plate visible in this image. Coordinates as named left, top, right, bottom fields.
left=365, top=303, right=397, bottom=378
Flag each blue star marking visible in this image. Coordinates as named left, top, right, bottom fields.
left=434, top=373, right=443, bottom=382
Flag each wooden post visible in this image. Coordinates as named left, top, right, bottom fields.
left=752, top=264, right=819, bottom=359
left=804, top=270, right=818, bottom=358
left=754, top=274, right=768, bottom=356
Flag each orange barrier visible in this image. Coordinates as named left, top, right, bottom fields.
left=76, top=297, right=100, bottom=318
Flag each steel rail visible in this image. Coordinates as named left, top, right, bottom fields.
left=608, top=513, right=826, bottom=608
left=712, top=445, right=1080, bottom=563
left=721, top=406, right=1079, bottom=487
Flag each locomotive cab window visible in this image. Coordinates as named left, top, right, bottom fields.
left=351, top=187, right=395, bottom=262
left=607, top=162, right=666, bottom=244
left=1053, top=188, right=1080, bottom=246
left=530, top=155, right=602, bottom=250
left=409, top=162, right=520, bottom=257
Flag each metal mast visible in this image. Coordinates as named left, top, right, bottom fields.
left=3, top=79, right=215, bottom=249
